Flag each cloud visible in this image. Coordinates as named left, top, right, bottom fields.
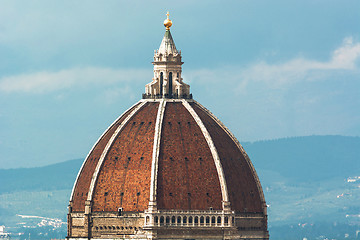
left=187, top=37, right=360, bottom=91
left=237, top=36, right=360, bottom=89
left=330, top=37, right=360, bottom=69
left=0, top=67, right=149, bottom=93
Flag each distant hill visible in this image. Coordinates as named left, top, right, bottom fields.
left=0, top=158, right=83, bottom=194
left=243, top=135, right=360, bottom=183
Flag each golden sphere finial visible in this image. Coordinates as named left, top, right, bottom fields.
left=163, top=11, right=172, bottom=30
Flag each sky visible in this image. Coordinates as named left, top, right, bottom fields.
left=0, top=0, right=359, bottom=169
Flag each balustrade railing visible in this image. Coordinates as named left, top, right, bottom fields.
left=143, top=210, right=235, bottom=228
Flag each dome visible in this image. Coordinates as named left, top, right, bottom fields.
left=67, top=13, right=268, bottom=240
left=70, top=100, right=265, bottom=213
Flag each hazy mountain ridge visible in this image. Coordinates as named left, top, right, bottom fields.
left=0, top=158, right=83, bottom=194
left=243, top=135, right=360, bottom=183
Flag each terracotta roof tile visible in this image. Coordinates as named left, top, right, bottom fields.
left=157, top=102, right=222, bottom=210
left=92, top=102, right=159, bottom=212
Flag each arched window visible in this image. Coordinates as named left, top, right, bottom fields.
left=160, top=72, right=163, bottom=96
left=169, top=72, right=173, bottom=96
left=217, top=216, right=221, bottom=225
left=160, top=216, right=164, bottom=225
left=154, top=216, right=159, bottom=224
left=206, top=216, right=210, bottom=225
left=177, top=216, right=181, bottom=224
left=195, top=216, right=199, bottom=224
left=200, top=216, right=204, bottom=225
left=145, top=216, right=150, bottom=224
left=224, top=216, right=229, bottom=225
left=171, top=216, right=176, bottom=224
left=189, top=216, right=193, bottom=224
left=183, top=216, right=187, bottom=224
left=166, top=216, right=170, bottom=224
left=211, top=216, right=216, bottom=224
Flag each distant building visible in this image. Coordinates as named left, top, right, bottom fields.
left=0, top=226, right=10, bottom=239
left=67, top=13, right=269, bottom=240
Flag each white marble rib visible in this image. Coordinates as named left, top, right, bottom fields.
left=86, top=101, right=147, bottom=203
left=181, top=99, right=229, bottom=204
left=148, top=99, right=166, bottom=209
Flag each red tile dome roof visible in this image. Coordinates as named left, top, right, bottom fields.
left=70, top=99, right=266, bottom=214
